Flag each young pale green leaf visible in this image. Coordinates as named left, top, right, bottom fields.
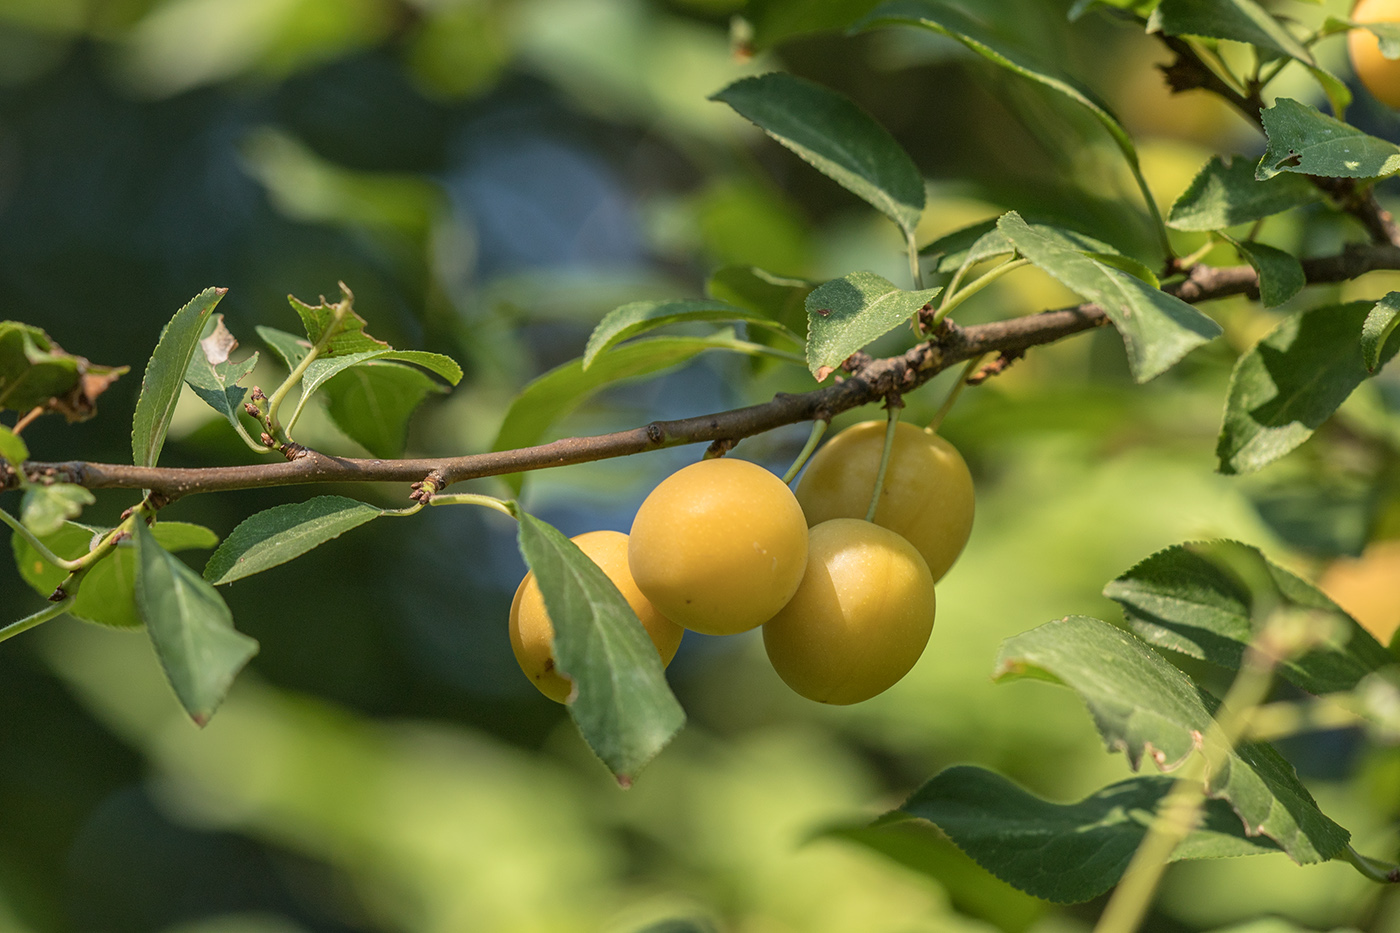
left=491, top=333, right=753, bottom=494
left=711, top=73, right=924, bottom=237
left=1217, top=302, right=1399, bottom=474
left=1168, top=155, right=1323, bottom=231
left=706, top=266, right=813, bottom=338
left=131, top=287, right=225, bottom=467
left=288, top=288, right=389, bottom=357
left=183, top=314, right=259, bottom=434
left=297, top=348, right=463, bottom=412
left=1362, top=292, right=1400, bottom=373
left=204, top=496, right=385, bottom=585
left=1258, top=99, right=1400, bottom=181
left=13, top=521, right=217, bottom=628
left=1227, top=238, right=1305, bottom=308
left=515, top=509, right=685, bottom=782
left=0, top=424, right=28, bottom=467
left=583, top=299, right=800, bottom=369
left=321, top=360, right=448, bottom=459
left=805, top=272, right=941, bottom=379
left=20, top=483, right=94, bottom=536
left=1104, top=540, right=1394, bottom=695
left=998, top=212, right=1221, bottom=381
left=0, top=321, right=128, bottom=418
left=1155, top=0, right=1314, bottom=64
left=995, top=616, right=1351, bottom=864
left=256, top=326, right=311, bottom=371
left=134, top=521, right=257, bottom=726
left=871, top=766, right=1279, bottom=904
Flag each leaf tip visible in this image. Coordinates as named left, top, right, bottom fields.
left=616, top=774, right=634, bottom=790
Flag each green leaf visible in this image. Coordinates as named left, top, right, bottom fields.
left=706, top=265, right=813, bottom=338
left=1363, top=21, right=1400, bottom=59
left=1156, top=0, right=1314, bottom=64
left=515, top=509, right=685, bottom=782
left=1227, top=238, right=1305, bottom=308
left=321, top=360, right=448, bottom=459
left=1167, top=155, right=1323, bottom=232
left=1362, top=292, right=1400, bottom=373
left=997, top=212, right=1221, bottom=382
left=745, top=0, right=883, bottom=49
left=1104, top=540, right=1394, bottom=695
left=297, top=349, right=463, bottom=412
left=1307, top=65, right=1353, bottom=123
left=134, top=520, right=257, bottom=726
left=256, top=325, right=311, bottom=371
left=204, top=496, right=385, bottom=585
left=20, top=484, right=94, bottom=537
left=871, top=765, right=1280, bottom=903
left=1258, top=98, right=1400, bottom=181
left=0, top=321, right=127, bottom=419
left=131, top=287, right=226, bottom=467
left=491, top=334, right=752, bottom=494
left=183, top=314, right=259, bottom=434
left=995, top=616, right=1351, bottom=864
left=920, top=218, right=1007, bottom=272
left=711, top=73, right=924, bottom=237
left=583, top=299, right=800, bottom=370
left=288, top=286, right=389, bottom=357
left=804, top=272, right=941, bottom=379
left=13, top=521, right=218, bottom=628
left=0, top=425, right=28, bottom=467
left=1217, top=301, right=1399, bottom=474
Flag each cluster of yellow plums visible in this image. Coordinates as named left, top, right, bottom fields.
left=509, top=419, right=975, bottom=706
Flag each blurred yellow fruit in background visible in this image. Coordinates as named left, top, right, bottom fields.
left=1350, top=0, right=1400, bottom=108
left=1317, top=539, right=1400, bottom=646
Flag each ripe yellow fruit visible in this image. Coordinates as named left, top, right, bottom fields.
left=510, top=530, right=684, bottom=703
left=1350, top=0, right=1400, bottom=109
left=1317, top=539, right=1400, bottom=647
left=628, top=457, right=808, bottom=635
left=795, top=420, right=974, bottom=582
left=763, top=518, right=937, bottom=705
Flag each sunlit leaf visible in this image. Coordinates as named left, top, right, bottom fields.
left=804, top=272, right=940, bottom=379
left=297, top=348, right=462, bottom=409
left=0, top=425, right=28, bottom=467
left=1258, top=98, right=1400, bottom=181
left=321, top=360, right=448, bottom=459
left=583, top=299, right=800, bottom=369
left=287, top=284, right=391, bottom=357
left=1156, top=0, right=1314, bottom=64
left=20, top=483, right=94, bottom=537
left=131, top=287, right=225, bottom=467
left=204, top=496, right=386, bottom=585
left=1362, top=292, right=1400, bottom=373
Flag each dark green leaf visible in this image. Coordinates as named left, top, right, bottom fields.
left=515, top=509, right=685, bottom=782
left=1156, top=0, right=1314, bottom=64
left=1258, top=98, right=1400, bottom=181
left=1217, top=301, right=1399, bottom=474
left=583, top=299, right=800, bottom=369
left=804, top=272, right=940, bottom=379
left=256, top=326, right=311, bottom=370
left=998, top=212, right=1221, bottom=381
left=919, top=218, right=1007, bottom=271
left=1069, top=0, right=1159, bottom=21
left=131, top=287, right=225, bottom=467
left=0, top=321, right=127, bottom=420
left=995, top=616, right=1351, bottom=864
left=1167, top=155, right=1323, bottom=231
left=1104, top=540, right=1394, bottom=694
left=867, top=766, right=1279, bottom=903
left=711, top=73, right=924, bottom=237
left=745, top=0, right=882, bottom=49
left=0, top=425, right=27, bottom=467
left=706, top=265, right=813, bottom=338
left=1228, top=238, right=1305, bottom=308
left=204, top=496, right=385, bottom=585
left=288, top=286, right=389, bottom=357
left=183, top=314, right=259, bottom=433
left=321, top=360, right=448, bottom=459
left=20, top=483, right=94, bottom=536
left=134, top=521, right=257, bottom=726
left=1362, top=292, right=1400, bottom=373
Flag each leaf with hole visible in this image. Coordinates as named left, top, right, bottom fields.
left=804, top=272, right=940, bottom=379
left=204, top=496, right=386, bottom=585
left=131, top=287, right=225, bottom=467
left=1168, top=156, right=1323, bottom=232
left=1258, top=98, right=1400, bottom=181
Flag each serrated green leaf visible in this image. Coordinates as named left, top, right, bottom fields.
left=1168, top=156, right=1323, bottom=231
left=13, top=521, right=217, bottom=628
left=1156, top=0, right=1314, bottom=64
left=288, top=287, right=388, bottom=357
left=183, top=314, right=259, bottom=434
left=515, top=509, right=684, bottom=781
left=491, top=333, right=755, bottom=495
left=0, top=425, right=27, bottom=467
left=131, top=287, right=225, bottom=467
left=20, top=483, right=94, bottom=537
left=583, top=299, right=800, bottom=369
left=865, top=766, right=1279, bottom=904
left=295, top=349, right=463, bottom=419
left=1258, top=98, right=1400, bottom=181
left=995, top=616, right=1351, bottom=864
left=919, top=218, right=1006, bottom=271
left=1227, top=238, right=1305, bottom=308
left=1362, top=292, right=1400, bottom=373
left=804, top=272, right=940, bottom=378
left=998, top=212, right=1220, bottom=381
left=256, top=326, right=311, bottom=371
left=204, top=496, right=385, bottom=585
left=1104, top=540, right=1394, bottom=695
left=711, top=73, right=924, bottom=237
left=134, top=520, right=257, bottom=726
left=1217, top=301, right=1399, bottom=474
left=320, top=360, right=447, bottom=459
left=706, top=265, right=813, bottom=337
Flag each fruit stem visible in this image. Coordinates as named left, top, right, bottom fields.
left=865, top=398, right=903, bottom=523
left=928, top=355, right=985, bottom=433
left=782, top=419, right=829, bottom=485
